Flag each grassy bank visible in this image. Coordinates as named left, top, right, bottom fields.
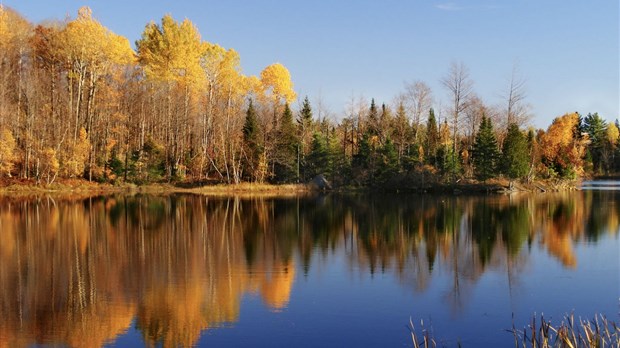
left=0, top=178, right=313, bottom=197
left=0, top=177, right=580, bottom=197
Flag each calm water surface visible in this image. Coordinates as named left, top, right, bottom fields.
left=0, top=189, right=618, bottom=347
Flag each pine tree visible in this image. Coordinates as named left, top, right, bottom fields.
left=437, top=144, right=461, bottom=179
left=242, top=99, right=262, bottom=181
left=425, top=108, right=439, bottom=166
left=273, top=103, right=299, bottom=182
left=306, top=132, right=330, bottom=178
left=367, top=98, right=379, bottom=137
left=297, top=96, right=314, bottom=180
left=472, top=116, right=499, bottom=181
left=378, top=137, right=399, bottom=182
left=501, top=124, right=529, bottom=180
left=584, top=112, right=608, bottom=174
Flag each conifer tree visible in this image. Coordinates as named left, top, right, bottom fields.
left=367, top=98, right=379, bottom=137
left=501, top=124, right=529, bottom=180
left=378, top=137, right=399, bottom=182
left=297, top=96, right=314, bottom=180
left=306, top=132, right=330, bottom=178
left=425, top=108, right=439, bottom=166
left=472, top=116, right=499, bottom=181
left=242, top=100, right=262, bottom=181
left=273, top=103, right=299, bottom=182
left=583, top=112, right=608, bottom=173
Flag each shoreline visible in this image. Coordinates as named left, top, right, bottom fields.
left=0, top=178, right=581, bottom=197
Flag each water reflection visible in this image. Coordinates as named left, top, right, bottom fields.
left=0, top=191, right=617, bottom=347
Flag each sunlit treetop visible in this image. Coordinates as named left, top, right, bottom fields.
left=136, top=14, right=204, bottom=86
left=0, top=5, right=30, bottom=51
left=60, top=6, right=134, bottom=71
left=260, top=63, right=296, bottom=104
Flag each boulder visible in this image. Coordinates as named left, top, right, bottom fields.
left=309, top=174, right=332, bottom=190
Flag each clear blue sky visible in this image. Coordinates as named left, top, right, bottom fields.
left=3, top=0, right=618, bottom=128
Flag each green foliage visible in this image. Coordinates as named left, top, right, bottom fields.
left=352, top=132, right=377, bottom=185
left=425, top=108, right=439, bottom=166
left=472, top=116, right=499, bottom=181
left=242, top=99, right=263, bottom=181
left=306, top=132, right=331, bottom=178
left=501, top=124, right=530, bottom=180
left=584, top=112, right=608, bottom=174
left=437, top=144, right=461, bottom=179
left=141, top=138, right=166, bottom=182
left=297, top=96, right=313, bottom=131
left=377, top=137, right=399, bottom=182
left=272, top=103, right=300, bottom=183
left=108, top=154, right=124, bottom=179
left=367, top=98, right=379, bottom=137
left=297, top=96, right=314, bottom=181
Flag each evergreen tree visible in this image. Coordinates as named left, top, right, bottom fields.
left=472, top=116, right=499, bottom=181
left=379, top=103, right=392, bottom=143
left=242, top=99, right=262, bottom=181
left=501, top=124, right=529, bottom=180
left=273, top=103, right=299, bottom=182
left=437, top=144, right=461, bottom=179
left=352, top=132, right=376, bottom=184
left=378, top=137, right=399, bottom=182
left=297, top=96, right=314, bottom=180
left=306, top=132, right=330, bottom=178
left=583, top=112, right=607, bottom=173
left=425, top=108, right=439, bottom=166
left=367, top=98, right=379, bottom=137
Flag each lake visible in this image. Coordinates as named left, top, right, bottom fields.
left=0, top=188, right=617, bottom=347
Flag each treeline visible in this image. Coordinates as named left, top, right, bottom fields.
left=0, top=6, right=617, bottom=187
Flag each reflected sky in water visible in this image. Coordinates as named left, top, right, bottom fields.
left=0, top=190, right=617, bottom=347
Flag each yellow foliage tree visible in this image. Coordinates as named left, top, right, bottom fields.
left=62, top=127, right=90, bottom=178
left=607, top=122, right=619, bottom=146
left=539, top=112, right=587, bottom=177
left=39, top=147, right=59, bottom=184
left=260, top=63, right=296, bottom=104
left=60, top=6, right=134, bottom=141
left=0, top=129, right=16, bottom=177
left=137, top=15, right=204, bottom=87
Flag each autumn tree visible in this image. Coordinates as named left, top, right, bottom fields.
left=137, top=14, right=204, bottom=177
left=539, top=113, right=588, bottom=178
left=403, top=80, right=432, bottom=143
left=504, top=64, right=530, bottom=128
left=0, top=129, right=16, bottom=177
left=391, top=101, right=412, bottom=166
left=260, top=63, right=296, bottom=105
left=59, top=7, right=133, bottom=147
left=39, top=147, right=59, bottom=184
left=62, top=127, right=90, bottom=178
left=441, top=61, right=473, bottom=152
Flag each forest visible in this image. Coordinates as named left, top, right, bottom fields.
left=0, top=6, right=618, bottom=188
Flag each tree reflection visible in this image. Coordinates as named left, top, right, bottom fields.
left=0, top=190, right=617, bottom=347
